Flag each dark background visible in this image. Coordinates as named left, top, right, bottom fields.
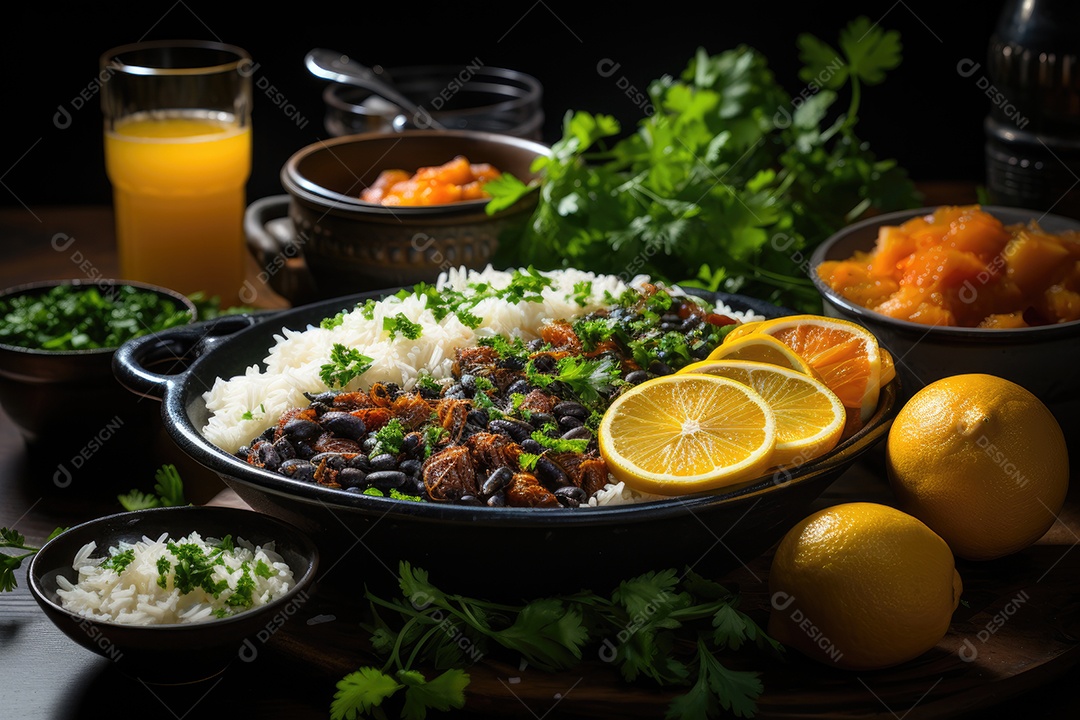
left=1, top=0, right=1007, bottom=210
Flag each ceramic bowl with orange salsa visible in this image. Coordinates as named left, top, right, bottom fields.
left=810, top=206, right=1080, bottom=424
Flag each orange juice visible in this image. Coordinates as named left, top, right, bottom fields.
left=105, top=111, right=251, bottom=305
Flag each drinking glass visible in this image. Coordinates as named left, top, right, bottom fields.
left=101, top=40, right=253, bottom=306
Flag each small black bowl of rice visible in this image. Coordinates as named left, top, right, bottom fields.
left=27, top=505, right=318, bottom=684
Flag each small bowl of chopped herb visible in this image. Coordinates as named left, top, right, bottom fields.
left=0, top=278, right=196, bottom=485
left=27, top=505, right=319, bottom=684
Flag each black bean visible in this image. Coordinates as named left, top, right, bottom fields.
left=458, top=494, right=483, bottom=506
left=558, top=415, right=585, bottom=431
left=555, top=486, right=587, bottom=508
left=498, top=356, right=525, bottom=371
left=467, top=408, right=490, bottom=426
left=526, top=339, right=546, bottom=351
left=535, top=456, right=570, bottom=488
left=401, top=433, right=421, bottom=456
left=370, top=453, right=398, bottom=472
left=531, top=353, right=557, bottom=373
left=367, top=470, right=408, bottom=490
left=348, top=454, right=372, bottom=472
left=259, top=427, right=276, bottom=442
left=399, top=459, right=422, bottom=477
left=413, top=479, right=428, bottom=496
left=321, top=411, right=366, bottom=440
left=279, top=458, right=315, bottom=483
left=459, top=374, right=477, bottom=392
left=649, top=361, right=673, bottom=376
left=310, top=401, right=332, bottom=416
left=624, top=370, right=649, bottom=385
left=691, top=342, right=711, bottom=359
left=304, top=390, right=338, bottom=405
left=481, top=466, right=514, bottom=496
left=255, top=443, right=281, bottom=471
left=660, top=313, right=682, bottom=324
left=235, top=445, right=250, bottom=460
left=680, top=317, right=702, bottom=333
left=507, top=379, right=531, bottom=396
left=553, top=401, right=588, bottom=419
left=561, top=426, right=593, bottom=441
left=311, top=452, right=347, bottom=471
left=521, top=438, right=544, bottom=455
left=486, top=492, right=507, bottom=508
left=419, top=386, right=441, bottom=400
left=283, top=417, right=321, bottom=442
left=488, top=418, right=533, bottom=443
left=344, top=486, right=365, bottom=495
left=336, top=467, right=367, bottom=489
left=529, top=412, right=556, bottom=429
left=273, top=436, right=296, bottom=461
left=361, top=436, right=379, bottom=454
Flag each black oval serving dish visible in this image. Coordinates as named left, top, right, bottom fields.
left=114, top=288, right=898, bottom=598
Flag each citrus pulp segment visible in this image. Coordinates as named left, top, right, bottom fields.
left=678, top=359, right=846, bottom=467
left=597, top=374, right=777, bottom=496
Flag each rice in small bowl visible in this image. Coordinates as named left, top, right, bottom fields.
left=28, top=506, right=318, bottom=683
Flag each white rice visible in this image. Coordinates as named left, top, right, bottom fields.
left=55, top=532, right=295, bottom=624
left=200, top=265, right=765, bottom=506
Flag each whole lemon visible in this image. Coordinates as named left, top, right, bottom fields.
left=886, top=374, right=1069, bottom=561
left=768, top=502, right=962, bottom=671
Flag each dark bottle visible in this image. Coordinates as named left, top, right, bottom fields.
left=984, top=0, right=1080, bottom=218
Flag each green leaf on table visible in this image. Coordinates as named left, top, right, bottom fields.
left=484, top=173, right=536, bottom=215
left=398, top=668, right=469, bottom=720
left=331, top=666, right=402, bottom=720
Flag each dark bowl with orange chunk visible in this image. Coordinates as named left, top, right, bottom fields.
left=245, top=130, right=548, bottom=304
left=810, top=205, right=1080, bottom=420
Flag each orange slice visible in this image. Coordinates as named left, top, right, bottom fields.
left=597, top=374, right=776, bottom=496
left=706, top=333, right=815, bottom=375
left=678, top=360, right=845, bottom=466
left=722, top=320, right=765, bottom=344
left=750, top=315, right=882, bottom=422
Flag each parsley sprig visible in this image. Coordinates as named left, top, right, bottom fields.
left=0, top=526, right=65, bottom=592
left=333, top=563, right=782, bottom=720
left=485, top=18, right=919, bottom=312
left=117, top=464, right=187, bottom=511
left=321, top=343, right=375, bottom=388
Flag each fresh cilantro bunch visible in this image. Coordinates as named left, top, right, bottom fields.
left=332, top=562, right=782, bottom=720
left=486, top=18, right=919, bottom=312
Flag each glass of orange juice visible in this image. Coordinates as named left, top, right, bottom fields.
left=101, top=40, right=252, bottom=306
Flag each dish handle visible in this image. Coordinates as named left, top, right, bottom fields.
left=244, top=194, right=319, bottom=306
left=112, top=315, right=263, bottom=401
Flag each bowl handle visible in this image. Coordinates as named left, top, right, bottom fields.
left=112, top=315, right=263, bottom=401
left=244, top=194, right=320, bottom=305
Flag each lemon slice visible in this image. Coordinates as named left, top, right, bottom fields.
left=597, top=374, right=776, bottom=496
left=749, top=315, right=882, bottom=422
left=706, top=333, right=815, bottom=375
left=678, top=359, right=846, bottom=466
left=721, top=320, right=765, bottom=344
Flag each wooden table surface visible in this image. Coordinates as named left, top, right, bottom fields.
left=1, top=201, right=1078, bottom=719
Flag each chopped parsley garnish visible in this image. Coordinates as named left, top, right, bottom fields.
left=320, top=343, right=374, bottom=388
left=572, top=317, right=616, bottom=351
left=531, top=425, right=589, bottom=454
left=383, top=313, right=423, bottom=341
left=472, top=375, right=494, bottom=392
left=525, top=355, right=622, bottom=406
left=156, top=556, right=171, bottom=589
left=254, top=559, right=275, bottom=579
left=518, top=452, right=540, bottom=471
left=372, top=418, right=406, bottom=456
left=477, top=334, right=533, bottom=361
left=226, top=562, right=256, bottom=608
left=240, top=404, right=265, bottom=421
left=320, top=309, right=349, bottom=330
left=166, top=541, right=229, bottom=596
left=0, top=284, right=192, bottom=351
left=359, top=299, right=377, bottom=320
left=416, top=372, right=443, bottom=393
left=422, top=425, right=449, bottom=457
left=100, top=549, right=136, bottom=574
left=572, top=280, right=594, bottom=307
left=214, top=535, right=235, bottom=553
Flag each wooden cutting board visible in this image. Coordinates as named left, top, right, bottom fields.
left=251, top=445, right=1080, bottom=719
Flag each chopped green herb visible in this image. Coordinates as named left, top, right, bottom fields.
left=156, top=556, right=171, bottom=589
left=518, top=452, right=540, bottom=471
left=531, top=425, right=589, bottom=454
left=240, top=404, right=265, bottom=422
left=100, top=549, right=136, bottom=574
left=254, top=559, right=275, bottom=579
left=359, top=299, right=377, bottom=320
left=389, top=488, right=425, bottom=502
left=416, top=372, right=443, bottom=393
left=118, top=464, right=187, bottom=512
left=383, top=313, right=423, bottom=341
left=0, top=284, right=193, bottom=351
left=364, top=487, right=385, bottom=497
left=372, top=418, right=406, bottom=456
left=320, top=343, right=374, bottom=388
left=226, top=562, right=256, bottom=608
left=321, top=308, right=349, bottom=330
left=166, top=541, right=228, bottom=597
left=572, top=280, right=594, bottom=307
left=1, top=526, right=65, bottom=593
left=526, top=355, right=622, bottom=406
left=472, top=375, right=494, bottom=392
left=423, top=424, right=449, bottom=457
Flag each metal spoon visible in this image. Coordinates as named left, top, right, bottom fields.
left=304, top=48, right=445, bottom=130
